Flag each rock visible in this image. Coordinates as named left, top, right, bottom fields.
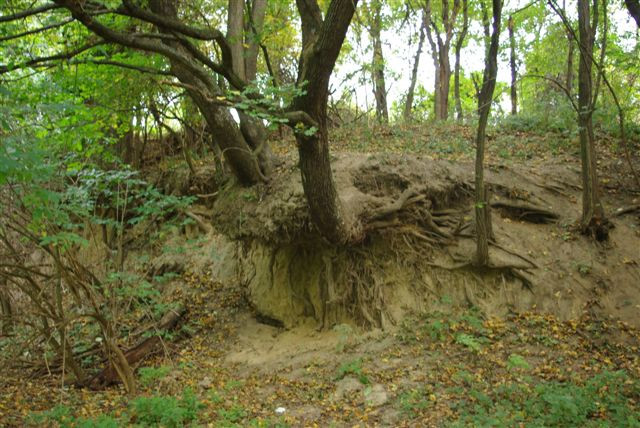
left=198, top=376, right=213, bottom=389
left=364, top=384, right=388, bottom=407
left=332, top=376, right=364, bottom=402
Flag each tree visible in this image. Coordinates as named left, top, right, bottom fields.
left=508, top=15, right=518, bottom=115
left=291, top=0, right=360, bottom=244
left=423, top=0, right=463, bottom=121
left=404, top=9, right=427, bottom=122
left=362, top=0, right=389, bottom=124
left=453, top=0, right=469, bottom=121
left=227, top=0, right=274, bottom=176
left=474, top=0, right=502, bottom=266
left=0, top=0, right=360, bottom=244
left=576, top=0, right=609, bottom=239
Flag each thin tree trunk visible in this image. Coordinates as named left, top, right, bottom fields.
left=508, top=15, right=517, bottom=115
left=474, top=0, right=502, bottom=266
left=577, top=0, right=608, bottom=239
left=454, top=0, right=469, bottom=121
left=423, top=0, right=461, bottom=121
left=566, top=32, right=575, bottom=95
left=405, top=11, right=427, bottom=122
left=0, top=283, right=12, bottom=335
left=370, top=0, right=388, bottom=124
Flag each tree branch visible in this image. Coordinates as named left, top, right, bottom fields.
left=53, top=0, right=214, bottom=87
left=76, top=59, right=172, bottom=75
left=0, top=17, right=73, bottom=42
left=0, top=3, right=61, bottom=23
left=0, top=41, right=102, bottom=74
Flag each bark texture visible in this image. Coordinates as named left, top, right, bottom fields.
left=424, top=0, right=462, bottom=121
left=292, top=0, right=360, bottom=244
left=474, top=0, right=502, bottom=266
left=369, top=0, right=389, bottom=124
left=577, top=0, right=608, bottom=240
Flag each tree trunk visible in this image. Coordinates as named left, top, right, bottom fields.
left=228, top=0, right=274, bottom=177
left=577, top=0, right=608, bottom=240
left=404, top=11, right=427, bottom=122
left=508, top=15, right=518, bottom=115
left=625, top=0, right=640, bottom=26
left=454, top=0, right=469, bottom=121
left=474, top=0, right=502, bottom=266
left=370, top=0, right=388, bottom=124
left=423, top=0, right=461, bottom=121
left=148, top=0, right=264, bottom=185
left=293, top=0, right=359, bottom=244
left=566, top=31, right=574, bottom=96
left=437, top=50, right=452, bottom=120
left=227, top=0, right=246, bottom=80
left=0, top=283, right=12, bottom=336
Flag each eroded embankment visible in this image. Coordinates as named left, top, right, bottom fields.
left=179, top=153, right=640, bottom=329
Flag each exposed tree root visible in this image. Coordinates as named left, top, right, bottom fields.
left=491, top=200, right=559, bottom=223
left=613, top=204, right=640, bottom=217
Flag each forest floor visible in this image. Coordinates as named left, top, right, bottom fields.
left=1, top=122, right=640, bottom=427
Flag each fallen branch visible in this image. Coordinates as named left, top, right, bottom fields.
left=89, top=305, right=186, bottom=389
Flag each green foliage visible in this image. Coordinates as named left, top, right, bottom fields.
left=130, top=388, right=202, bottom=427
left=28, top=406, right=119, bottom=428
left=138, top=366, right=172, bottom=387
left=455, top=333, right=483, bottom=353
left=335, top=358, right=370, bottom=385
left=507, top=354, right=531, bottom=371
left=28, top=404, right=73, bottom=427
left=398, top=388, right=433, bottom=417
left=217, top=404, right=247, bottom=425
left=449, top=371, right=640, bottom=427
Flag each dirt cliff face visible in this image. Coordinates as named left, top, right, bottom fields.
left=204, top=153, right=640, bottom=329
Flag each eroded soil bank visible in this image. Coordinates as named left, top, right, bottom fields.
left=200, top=153, right=640, bottom=329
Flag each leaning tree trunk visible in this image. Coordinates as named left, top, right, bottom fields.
left=474, top=0, right=502, bottom=266
left=147, top=0, right=264, bottom=185
left=404, top=11, right=426, bottom=122
left=370, top=0, right=388, bottom=124
left=508, top=15, right=518, bottom=115
left=577, top=0, right=608, bottom=239
left=291, top=0, right=359, bottom=244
